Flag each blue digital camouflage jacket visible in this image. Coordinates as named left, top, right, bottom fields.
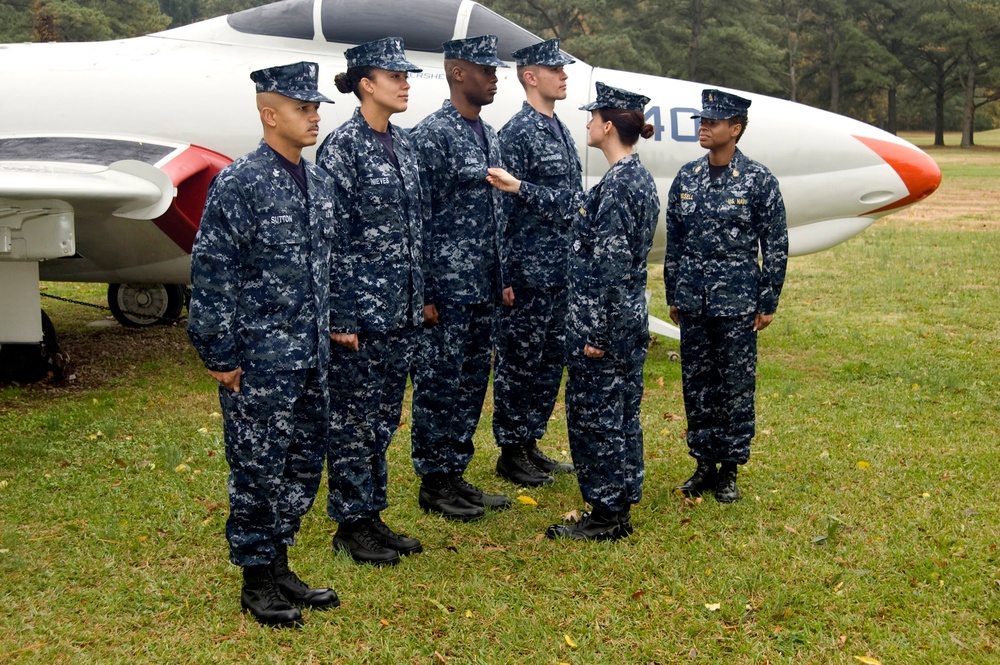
left=317, top=108, right=424, bottom=333
left=519, top=153, right=660, bottom=352
left=187, top=140, right=343, bottom=373
left=410, top=100, right=507, bottom=305
left=498, top=101, right=582, bottom=289
left=664, top=148, right=788, bottom=317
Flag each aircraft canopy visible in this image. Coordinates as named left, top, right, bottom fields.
left=228, top=0, right=541, bottom=59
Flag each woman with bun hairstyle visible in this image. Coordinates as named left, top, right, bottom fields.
left=317, top=38, right=424, bottom=566
left=487, top=82, right=660, bottom=541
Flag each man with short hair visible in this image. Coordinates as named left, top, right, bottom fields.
left=409, top=35, right=512, bottom=520
left=493, top=38, right=581, bottom=487
left=188, top=61, right=341, bottom=627
left=665, top=89, right=788, bottom=504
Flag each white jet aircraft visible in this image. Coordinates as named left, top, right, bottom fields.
left=0, top=0, right=941, bottom=382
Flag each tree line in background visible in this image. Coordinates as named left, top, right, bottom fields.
left=2, top=0, right=998, bottom=146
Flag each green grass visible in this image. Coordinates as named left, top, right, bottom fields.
left=2, top=145, right=999, bottom=663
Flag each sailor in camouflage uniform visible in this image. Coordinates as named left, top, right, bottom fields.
left=187, top=62, right=340, bottom=627
left=493, top=39, right=580, bottom=488
left=488, top=82, right=660, bottom=541
left=665, top=89, right=788, bottom=504
left=409, top=35, right=512, bottom=521
left=317, top=38, right=424, bottom=567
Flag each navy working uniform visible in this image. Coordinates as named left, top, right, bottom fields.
left=516, top=83, right=660, bottom=530
left=317, top=38, right=424, bottom=562
left=188, top=61, right=341, bottom=625
left=493, top=39, right=582, bottom=478
left=409, top=37, right=509, bottom=495
left=665, top=90, right=788, bottom=476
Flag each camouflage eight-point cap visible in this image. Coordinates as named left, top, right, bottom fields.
left=250, top=60, right=334, bottom=103
left=511, top=38, right=575, bottom=67
left=345, top=37, right=422, bottom=72
left=579, top=81, right=649, bottom=112
left=442, top=34, right=509, bottom=67
left=692, top=88, right=752, bottom=119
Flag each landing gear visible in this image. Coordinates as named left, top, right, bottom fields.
left=107, top=283, right=185, bottom=328
left=0, top=310, right=63, bottom=383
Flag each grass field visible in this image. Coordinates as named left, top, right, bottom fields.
left=1, top=136, right=998, bottom=663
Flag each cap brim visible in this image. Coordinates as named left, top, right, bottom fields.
left=281, top=90, right=335, bottom=104
left=465, top=57, right=510, bottom=68
left=386, top=60, right=423, bottom=73
left=691, top=109, right=735, bottom=120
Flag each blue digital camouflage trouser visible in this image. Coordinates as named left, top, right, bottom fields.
left=679, top=312, right=757, bottom=465
left=565, top=333, right=647, bottom=513
left=219, top=367, right=327, bottom=567
left=492, top=286, right=567, bottom=447
left=327, top=328, right=415, bottom=523
left=410, top=302, right=494, bottom=477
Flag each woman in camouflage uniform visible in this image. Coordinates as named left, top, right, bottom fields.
left=317, top=38, right=425, bottom=566
left=487, top=82, right=660, bottom=541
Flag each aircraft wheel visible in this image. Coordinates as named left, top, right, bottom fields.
left=0, top=311, right=62, bottom=383
left=108, top=283, right=185, bottom=328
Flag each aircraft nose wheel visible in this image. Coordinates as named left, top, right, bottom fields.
left=108, top=283, right=185, bottom=328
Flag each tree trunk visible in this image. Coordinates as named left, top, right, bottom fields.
left=961, top=45, right=976, bottom=149
left=934, top=64, right=946, bottom=146
left=886, top=86, right=897, bottom=135
left=788, top=30, right=798, bottom=102
left=689, top=0, right=703, bottom=80
left=827, top=29, right=840, bottom=113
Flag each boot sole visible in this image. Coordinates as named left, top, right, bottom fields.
left=418, top=496, right=485, bottom=522
left=332, top=539, right=401, bottom=566
left=496, top=467, right=554, bottom=487
left=240, top=604, right=304, bottom=628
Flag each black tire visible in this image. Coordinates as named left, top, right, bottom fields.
left=0, top=310, right=60, bottom=383
left=107, top=283, right=185, bottom=328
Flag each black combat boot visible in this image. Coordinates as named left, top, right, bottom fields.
left=545, top=508, right=628, bottom=541
left=525, top=441, right=574, bottom=474
left=619, top=507, right=634, bottom=536
left=418, top=474, right=485, bottom=521
left=369, top=515, right=423, bottom=556
left=270, top=545, right=339, bottom=610
left=333, top=520, right=401, bottom=566
left=496, top=444, right=554, bottom=487
left=675, top=460, right=718, bottom=497
left=715, top=462, right=740, bottom=503
left=450, top=474, right=513, bottom=510
left=241, top=564, right=303, bottom=628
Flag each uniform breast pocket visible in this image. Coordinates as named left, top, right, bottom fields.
left=536, top=153, right=569, bottom=178
left=257, top=217, right=307, bottom=246
left=456, top=162, right=486, bottom=183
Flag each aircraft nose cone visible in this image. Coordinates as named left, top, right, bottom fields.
left=853, top=135, right=942, bottom=214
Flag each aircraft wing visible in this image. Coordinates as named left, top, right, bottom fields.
left=0, top=135, right=231, bottom=278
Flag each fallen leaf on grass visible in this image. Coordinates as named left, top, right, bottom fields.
left=175, top=464, right=190, bottom=473
left=631, top=589, right=647, bottom=600
left=197, top=427, right=209, bottom=434
left=517, top=495, right=537, bottom=506
left=853, top=657, right=881, bottom=665
left=857, top=461, right=871, bottom=470
left=784, top=525, right=800, bottom=535
left=434, top=652, right=448, bottom=663
left=465, top=610, right=473, bottom=618
left=705, top=603, right=721, bottom=611
left=656, top=376, right=664, bottom=387
left=564, top=634, right=578, bottom=648
left=662, top=412, right=683, bottom=420
left=688, top=647, right=698, bottom=660
left=561, top=510, right=581, bottom=523
left=379, top=618, right=390, bottom=626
